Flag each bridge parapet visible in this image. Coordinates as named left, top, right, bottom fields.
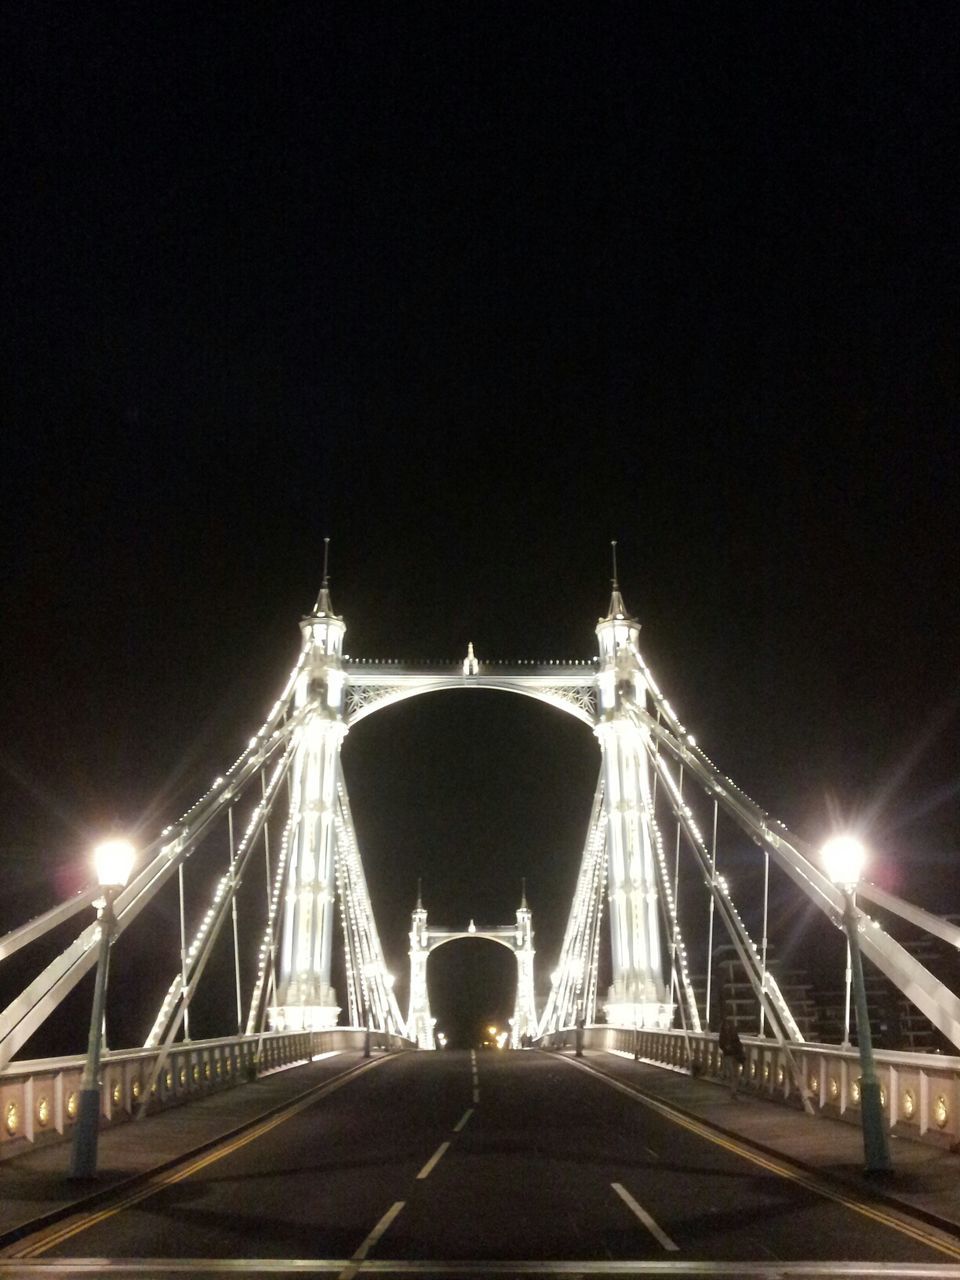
left=536, top=1024, right=960, bottom=1150
left=0, top=1027, right=414, bottom=1162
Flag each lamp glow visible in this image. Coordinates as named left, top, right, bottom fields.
left=93, top=839, right=136, bottom=890
left=820, top=832, right=891, bottom=1175
left=70, top=837, right=135, bottom=1179
left=822, top=834, right=866, bottom=889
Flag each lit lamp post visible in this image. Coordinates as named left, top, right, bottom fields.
left=69, top=838, right=135, bottom=1179
left=821, top=834, right=891, bottom=1175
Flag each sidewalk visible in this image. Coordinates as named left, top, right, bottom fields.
left=576, top=1048, right=960, bottom=1237
left=0, top=1049, right=374, bottom=1247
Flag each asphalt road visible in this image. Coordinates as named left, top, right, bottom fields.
left=22, top=1049, right=960, bottom=1269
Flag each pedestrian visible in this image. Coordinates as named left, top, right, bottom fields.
left=718, top=1017, right=745, bottom=1097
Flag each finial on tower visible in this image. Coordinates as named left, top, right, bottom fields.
left=313, top=537, right=338, bottom=617
left=520, top=877, right=528, bottom=910
left=604, top=539, right=632, bottom=620
left=416, top=877, right=423, bottom=911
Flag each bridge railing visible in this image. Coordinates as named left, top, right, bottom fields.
left=537, top=1024, right=960, bottom=1149
left=0, top=1027, right=414, bottom=1161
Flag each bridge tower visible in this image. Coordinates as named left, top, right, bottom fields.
left=271, top=572, right=346, bottom=1029
left=595, top=577, right=673, bottom=1028
left=512, top=882, right=538, bottom=1042
left=407, top=884, right=434, bottom=1048
left=406, top=887, right=538, bottom=1049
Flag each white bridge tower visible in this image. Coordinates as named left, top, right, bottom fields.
left=595, top=576, right=673, bottom=1029
left=271, top=574, right=346, bottom=1029
left=407, top=887, right=537, bottom=1049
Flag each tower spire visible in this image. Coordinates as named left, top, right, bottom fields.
left=314, top=537, right=337, bottom=617
left=520, top=877, right=527, bottom=910
left=416, top=877, right=423, bottom=911
left=605, top=539, right=632, bottom=620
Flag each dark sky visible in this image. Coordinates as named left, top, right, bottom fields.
left=1, top=4, right=957, bottom=1046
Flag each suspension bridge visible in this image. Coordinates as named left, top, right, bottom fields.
left=2, top=560, right=960, bottom=1271
left=4, top=562, right=959, bottom=1067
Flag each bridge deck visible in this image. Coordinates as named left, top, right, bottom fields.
left=0, top=1044, right=957, bottom=1264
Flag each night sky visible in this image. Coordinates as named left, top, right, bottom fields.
left=1, top=5, right=957, bottom=1049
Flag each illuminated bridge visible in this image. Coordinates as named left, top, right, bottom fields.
left=3, top=558, right=960, bottom=1275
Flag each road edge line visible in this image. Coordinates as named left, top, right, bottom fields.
left=552, top=1051, right=960, bottom=1253
left=0, top=1053, right=390, bottom=1253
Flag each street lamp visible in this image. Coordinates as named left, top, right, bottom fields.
left=821, top=834, right=891, bottom=1175
left=69, top=838, right=135, bottom=1179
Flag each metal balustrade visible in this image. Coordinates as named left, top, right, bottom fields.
left=537, top=1024, right=960, bottom=1149
left=0, top=1027, right=413, bottom=1159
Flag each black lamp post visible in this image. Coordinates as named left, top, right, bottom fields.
left=822, top=834, right=891, bottom=1175
left=69, top=839, right=135, bottom=1179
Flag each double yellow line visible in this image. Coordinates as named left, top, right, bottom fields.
left=567, top=1055, right=960, bottom=1261
left=5, top=1055, right=385, bottom=1259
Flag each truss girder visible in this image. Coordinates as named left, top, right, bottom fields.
left=0, top=889, right=97, bottom=963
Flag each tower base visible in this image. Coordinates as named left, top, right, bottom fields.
left=603, top=1000, right=675, bottom=1030
left=268, top=1003, right=341, bottom=1032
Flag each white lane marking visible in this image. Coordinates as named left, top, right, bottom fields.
left=472, top=1086, right=480, bottom=1103
left=453, top=1106, right=474, bottom=1132
left=611, top=1182, right=678, bottom=1251
left=263, top=1264, right=960, bottom=1279
left=312, top=1049, right=342, bottom=1061
left=416, top=1140, right=451, bottom=1179
left=338, top=1200, right=405, bottom=1278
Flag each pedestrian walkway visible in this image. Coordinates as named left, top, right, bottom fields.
left=574, top=1047, right=960, bottom=1238
left=0, top=1050, right=375, bottom=1247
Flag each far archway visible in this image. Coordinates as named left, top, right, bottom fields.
left=407, top=890, right=536, bottom=1048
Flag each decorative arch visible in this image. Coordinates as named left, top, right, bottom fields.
left=342, top=664, right=598, bottom=729
left=407, top=910, right=537, bottom=1050
left=423, top=927, right=521, bottom=955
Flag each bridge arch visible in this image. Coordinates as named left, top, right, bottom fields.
left=343, top=662, right=599, bottom=729
left=422, top=934, right=521, bottom=1049
left=407, top=905, right=537, bottom=1050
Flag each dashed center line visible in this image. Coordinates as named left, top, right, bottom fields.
left=416, top=1140, right=451, bottom=1180
left=611, top=1181, right=678, bottom=1251
left=338, top=1199, right=405, bottom=1279
left=453, top=1106, right=474, bottom=1132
